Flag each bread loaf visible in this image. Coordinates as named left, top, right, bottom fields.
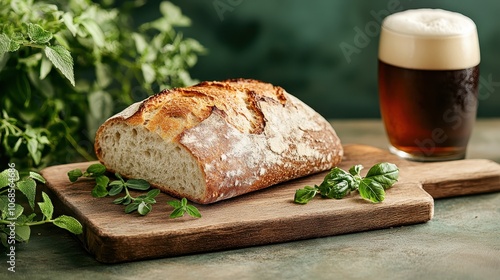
left=94, top=79, right=343, bottom=204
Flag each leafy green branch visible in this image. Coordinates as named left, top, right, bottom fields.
left=294, top=162, right=399, bottom=204
left=0, top=110, right=51, bottom=167
left=0, top=167, right=82, bottom=247
left=168, top=198, right=202, bottom=219
left=68, top=163, right=201, bottom=218
left=1, top=0, right=205, bottom=171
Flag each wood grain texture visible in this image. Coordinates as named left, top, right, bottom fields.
left=39, top=144, right=500, bottom=263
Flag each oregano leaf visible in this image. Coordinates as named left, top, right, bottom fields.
left=15, top=225, right=31, bottom=242
left=109, top=180, right=124, bottom=187
left=37, top=192, right=54, bottom=220
left=91, top=184, right=108, bottom=198
left=0, top=34, right=10, bottom=54
left=40, top=54, right=53, bottom=80
left=169, top=207, right=185, bottom=219
left=0, top=168, right=19, bottom=188
left=29, top=171, right=46, bottom=184
left=7, top=204, right=24, bottom=220
left=95, top=175, right=109, bottom=188
left=44, top=45, right=75, bottom=86
left=62, top=13, right=78, bottom=37
left=86, top=163, right=106, bottom=176
left=141, top=63, right=156, bottom=84
left=108, top=183, right=123, bottom=196
left=27, top=23, right=53, bottom=44
left=146, top=189, right=160, bottom=199
left=159, top=1, right=191, bottom=26
left=137, top=201, right=152, bottom=215
left=122, top=196, right=132, bottom=205
left=80, top=18, right=105, bottom=47
left=53, top=215, right=83, bottom=234
left=95, top=62, right=112, bottom=88
left=167, top=200, right=181, bottom=208
left=113, top=196, right=126, bottom=204
left=142, top=197, right=156, bottom=204
left=125, top=179, right=150, bottom=191
left=124, top=202, right=139, bottom=214
left=8, top=38, right=20, bottom=52
left=115, top=173, right=124, bottom=182
left=132, top=32, right=147, bottom=53
left=26, top=137, right=41, bottom=165
left=186, top=205, right=201, bottom=218
left=180, top=197, right=188, bottom=207
left=17, top=178, right=37, bottom=210
left=67, top=169, right=83, bottom=182
left=12, top=138, right=23, bottom=153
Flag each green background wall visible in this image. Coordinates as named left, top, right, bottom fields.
left=140, top=0, right=499, bottom=119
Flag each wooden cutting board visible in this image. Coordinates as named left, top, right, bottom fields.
left=40, top=144, right=500, bottom=263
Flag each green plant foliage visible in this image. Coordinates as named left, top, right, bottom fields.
left=0, top=0, right=205, bottom=171
left=0, top=166, right=83, bottom=248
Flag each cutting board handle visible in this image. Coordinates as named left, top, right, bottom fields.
left=402, top=159, right=500, bottom=199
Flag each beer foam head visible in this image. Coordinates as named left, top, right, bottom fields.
left=383, top=9, right=477, bottom=37
left=379, top=9, right=480, bottom=70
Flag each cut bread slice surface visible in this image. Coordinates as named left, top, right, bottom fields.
left=96, top=121, right=206, bottom=201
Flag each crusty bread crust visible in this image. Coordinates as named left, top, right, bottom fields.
left=94, top=79, right=343, bottom=204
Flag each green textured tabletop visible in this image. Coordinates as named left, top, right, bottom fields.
left=2, top=119, right=500, bottom=280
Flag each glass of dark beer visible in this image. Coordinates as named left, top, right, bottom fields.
left=378, top=9, right=480, bottom=161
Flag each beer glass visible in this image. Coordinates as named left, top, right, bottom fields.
left=378, top=9, right=480, bottom=161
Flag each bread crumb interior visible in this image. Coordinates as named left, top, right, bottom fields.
left=97, top=123, right=205, bottom=200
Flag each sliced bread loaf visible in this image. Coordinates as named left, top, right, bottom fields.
left=94, top=79, right=343, bottom=204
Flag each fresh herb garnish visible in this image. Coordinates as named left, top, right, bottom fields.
left=68, top=163, right=201, bottom=218
left=294, top=162, right=399, bottom=204
left=167, top=198, right=202, bottom=219
left=0, top=167, right=83, bottom=248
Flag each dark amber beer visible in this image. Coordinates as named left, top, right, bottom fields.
left=378, top=9, right=480, bottom=161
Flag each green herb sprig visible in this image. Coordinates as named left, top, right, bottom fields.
left=68, top=163, right=201, bottom=218
left=168, top=198, right=202, bottom=219
left=0, top=167, right=82, bottom=248
left=294, top=162, right=399, bottom=204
